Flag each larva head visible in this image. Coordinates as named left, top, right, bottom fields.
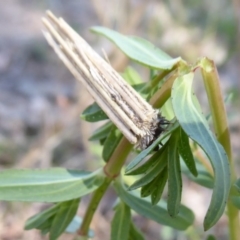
left=138, top=113, right=169, bottom=150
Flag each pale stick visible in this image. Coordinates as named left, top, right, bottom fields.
left=42, top=11, right=166, bottom=149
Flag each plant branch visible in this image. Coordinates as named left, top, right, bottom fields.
left=199, top=58, right=232, bottom=161
left=151, top=67, right=176, bottom=89
left=199, top=57, right=239, bottom=240
left=78, top=177, right=112, bottom=236
left=149, top=71, right=178, bottom=108
left=104, top=137, right=132, bottom=178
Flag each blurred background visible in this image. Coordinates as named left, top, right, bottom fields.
left=0, top=0, right=239, bottom=239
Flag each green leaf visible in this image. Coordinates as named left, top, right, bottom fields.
left=140, top=167, right=167, bottom=199
left=128, top=221, right=145, bottom=240
left=130, top=83, right=149, bottom=100
left=167, top=130, right=182, bottom=217
left=125, top=140, right=169, bottom=176
left=49, top=198, right=80, bottom=240
left=39, top=216, right=54, bottom=234
left=125, top=151, right=161, bottom=176
left=151, top=167, right=168, bottom=205
left=91, top=27, right=181, bottom=70
left=25, top=204, right=59, bottom=230
left=140, top=180, right=155, bottom=198
left=178, top=128, right=198, bottom=177
left=132, top=82, right=148, bottom=93
left=122, top=66, right=143, bottom=85
left=89, top=121, right=113, bottom=141
left=111, top=201, right=131, bottom=240
left=181, top=160, right=214, bottom=189
left=99, top=138, right=107, bottom=146
left=81, top=102, right=108, bottom=122
left=125, top=119, right=179, bottom=174
left=0, top=168, right=104, bottom=202
left=161, top=97, right=175, bottom=120
left=128, top=148, right=167, bottom=190
left=102, top=126, right=123, bottom=162
left=171, top=72, right=231, bottom=230
left=114, top=181, right=194, bottom=230
left=206, top=235, right=216, bottom=240
left=122, top=67, right=150, bottom=99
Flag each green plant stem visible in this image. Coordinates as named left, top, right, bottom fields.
left=138, top=68, right=175, bottom=95
left=150, top=71, right=178, bottom=107
left=200, top=58, right=232, bottom=160
left=104, top=138, right=132, bottom=178
left=78, top=177, right=112, bottom=236
left=227, top=203, right=240, bottom=240
left=78, top=139, right=132, bottom=236
left=199, top=57, right=239, bottom=240
left=151, top=68, right=175, bottom=88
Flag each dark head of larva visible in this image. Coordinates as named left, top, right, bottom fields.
left=146, top=113, right=169, bottom=149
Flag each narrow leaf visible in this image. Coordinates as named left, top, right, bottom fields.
left=140, top=167, right=167, bottom=198
left=0, top=168, right=104, bottom=202
left=39, top=216, right=54, bottom=234
left=151, top=167, right=168, bottom=205
left=132, top=83, right=149, bottom=99
left=206, top=235, right=216, bottom=240
left=122, top=66, right=143, bottom=85
left=25, top=204, right=59, bottom=230
left=89, top=121, right=113, bottom=141
left=128, top=149, right=167, bottom=190
left=172, top=72, right=231, bottom=230
left=128, top=221, right=145, bottom=240
left=167, top=130, right=182, bottom=217
left=81, top=102, right=108, bottom=122
left=125, top=140, right=169, bottom=176
left=178, top=127, right=198, bottom=177
left=91, top=27, right=181, bottom=70
left=114, top=181, right=194, bottom=230
left=125, top=119, right=179, bottom=173
left=49, top=198, right=80, bottom=240
left=181, top=160, right=213, bottom=189
left=102, top=126, right=123, bottom=162
left=141, top=179, right=156, bottom=198
left=111, top=201, right=131, bottom=240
